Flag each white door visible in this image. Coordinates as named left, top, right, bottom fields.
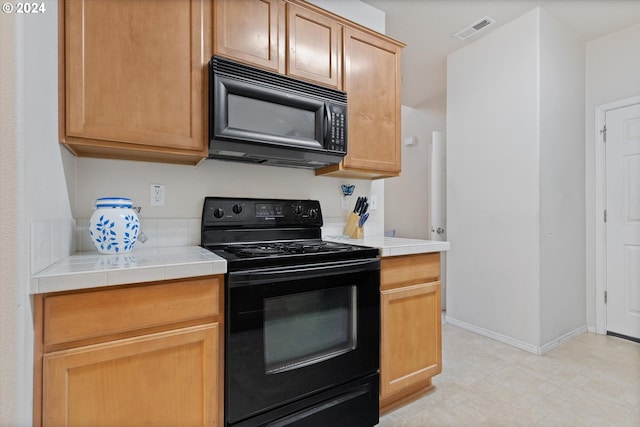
left=606, top=103, right=640, bottom=340
left=431, top=131, right=446, bottom=308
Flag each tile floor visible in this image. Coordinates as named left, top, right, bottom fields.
left=379, top=323, right=640, bottom=426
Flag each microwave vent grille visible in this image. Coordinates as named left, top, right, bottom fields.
left=211, top=56, right=346, bottom=104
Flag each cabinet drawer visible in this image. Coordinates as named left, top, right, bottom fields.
left=44, top=277, right=220, bottom=350
left=381, top=253, right=440, bottom=290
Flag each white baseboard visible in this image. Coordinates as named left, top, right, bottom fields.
left=539, top=325, right=588, bottom=354
left=445, top=316, right=588, bottom=355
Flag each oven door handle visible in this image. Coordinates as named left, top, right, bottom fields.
left=227, top=258, right=379, bottom=287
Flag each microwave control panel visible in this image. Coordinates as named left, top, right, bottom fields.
left=328, top=105, right=347, bottom=154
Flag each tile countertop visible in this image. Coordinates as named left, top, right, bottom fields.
left=30, top=246, right=227, bottom=294
left=325, top=236, right=450, bottom=257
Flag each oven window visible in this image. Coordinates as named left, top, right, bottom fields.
left=228, top=94, right=316, bottom=140
left=264, top=286, right=357, bottom=374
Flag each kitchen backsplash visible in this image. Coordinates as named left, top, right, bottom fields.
left=74, top=217, right=351, bottom=251
left=30, top=219, right=76, bottom=275
left=75, top=218, right=201, bottom=252
left=30, top=218, right=201, bottom=274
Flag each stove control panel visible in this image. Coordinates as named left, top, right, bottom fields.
left=255, top=202, right=284, bottom=218
left=202, top=197, right=323, bottom=227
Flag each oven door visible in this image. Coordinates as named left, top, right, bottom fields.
left=225, top=258, right=380, bottom=426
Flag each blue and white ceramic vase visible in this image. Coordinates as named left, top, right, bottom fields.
left=89, top=197, right=139, bottom=254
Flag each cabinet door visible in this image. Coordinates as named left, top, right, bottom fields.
left=63, top=0, right=207, bottom=158
left=43, top=324, right=219, bottom=427
left=341, top=27, right=402, bottom=175
left=380, top=281, right=442, bottom=398
left=214, top=0, right=285, bottom=73
left=286, top=4, right=341, bottom=89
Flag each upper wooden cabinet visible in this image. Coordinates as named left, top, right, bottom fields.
left=58, top=0, right=210, bottom=165
left=213, top=0, right=341, bottom=89
left=58, top=0, right=404, bottom=174
left=317, top=27, right=403, bottom=179
left=286, top=3, right=341, bottom=88
left=213, top=0, right=285, bottom=73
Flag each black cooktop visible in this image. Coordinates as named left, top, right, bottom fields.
left=208, top=238, right=377, bottom=269
left=201, top=197, right=378, bottom=270
left=220, top=240, right=361, bottom=258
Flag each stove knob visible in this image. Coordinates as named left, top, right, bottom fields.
left=213, top=208, right=225, bottom=219
left=232, top=204, right=243, bottom=215
left=293, top=204, right=303, bottom=215
left=308, top=208, right=318, bottom=219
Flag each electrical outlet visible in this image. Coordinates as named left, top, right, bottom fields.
left=342, top=197, right=349, bottom=210
left=150, top=184, right=165, bottom=206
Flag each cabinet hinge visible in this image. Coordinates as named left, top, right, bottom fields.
left=604, top=210, right=607, bottom=223
left=604, top=291, right=608, bottom=304
left=601, top=125, right=607, bottom=143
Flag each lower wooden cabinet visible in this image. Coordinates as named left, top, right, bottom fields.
left=34, top=276, right=223, bottom=427
left=43, top=325, right=218, bottom=427
left=380, top=253, right=442, bottom=413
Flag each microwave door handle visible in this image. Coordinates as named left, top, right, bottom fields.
left=324, top=103, right=332, bottom=146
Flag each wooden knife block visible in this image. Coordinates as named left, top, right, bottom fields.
left=343, top=212, right=364, bottom=239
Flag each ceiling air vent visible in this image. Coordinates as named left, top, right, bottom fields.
left=454, top=16, right=495, bottom=41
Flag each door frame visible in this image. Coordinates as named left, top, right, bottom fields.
left=594, top=95, right=640, bottom=335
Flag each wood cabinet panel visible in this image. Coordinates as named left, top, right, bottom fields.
left=286, top=3, right=341, bottom=88
left=60, top=0, right=209, bottom=164
left=35, top=276, right=224, bottom=427
left=44, top=277, right=219, bottom=351
left=379, top=253, right=442, bottom=413
left=213, top=0, right=285, bottom=73
left=43, top=324, right=219, bottom=427
left=381, top=252, right=441, bottom=290
left=380, top=281, right=442, bottom=405
left=342, top=27, right=402, bottom=174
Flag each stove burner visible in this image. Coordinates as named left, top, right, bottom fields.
left=221, top=241, right=355, bottom=258
left=224, top=244, right=288, bottom=258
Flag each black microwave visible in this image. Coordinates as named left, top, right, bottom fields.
left=209, top=56, right=347, bottom=169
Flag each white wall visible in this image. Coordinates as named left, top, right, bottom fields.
left=0, top=9, right=21, bottom=426
left=308, top=0, right=385, bottom=33
left=447, top=9, right=541, bottom=346
left=585, top=23, right=640, bottom=330
left=72, top=158, right=383, bottom=238
left=447, top=7, right=586, bottom=351
left=385, top=105, right=445, bottom=238
left=1, top=1, right=76, bottom=425
left=538, top=9, right=586, bottom=344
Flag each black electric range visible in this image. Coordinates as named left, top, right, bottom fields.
left=201, top=197, right=381, bottom=427
left=201, top=197, right=378, bottom=270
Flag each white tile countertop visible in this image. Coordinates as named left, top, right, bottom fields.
left=325, top=236, right=450, bottom=257
left=30, top=246, right=226, bottom=294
